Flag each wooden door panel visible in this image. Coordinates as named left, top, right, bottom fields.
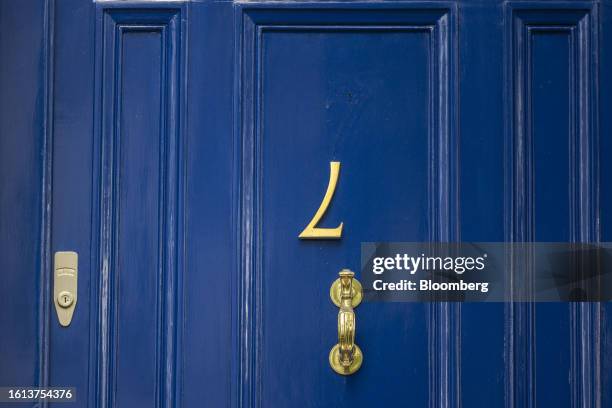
left=237, top=5, right=456, bottom=407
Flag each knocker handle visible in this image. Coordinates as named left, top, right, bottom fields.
left=329, top=269, right=363, bottom=375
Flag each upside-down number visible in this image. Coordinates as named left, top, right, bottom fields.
left=298, top=161, right=344, bottom=239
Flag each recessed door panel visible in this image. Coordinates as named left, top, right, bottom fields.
left=238, top=7, right=456, bottom=407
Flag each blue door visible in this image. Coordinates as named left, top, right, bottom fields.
left=2, top=0, right=612, bottom=407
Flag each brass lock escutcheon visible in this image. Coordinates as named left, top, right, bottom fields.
left=329, top=269, right=362, bottom=375
left=54, top=251, right=78, bottom=327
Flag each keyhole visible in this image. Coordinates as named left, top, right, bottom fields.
left=57, top=291, right=74, bottom=308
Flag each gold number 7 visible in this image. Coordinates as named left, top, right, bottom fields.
left=298, top=161, right=343, bottom=239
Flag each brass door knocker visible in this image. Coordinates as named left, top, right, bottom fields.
left=329, top=269, right=362, bottom=375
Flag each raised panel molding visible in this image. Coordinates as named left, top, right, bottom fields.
left=92, top=5, right=186, bottom=408
left=236, top=4, right=457, bottom=408
left=507, top=4, right=599, bottom=407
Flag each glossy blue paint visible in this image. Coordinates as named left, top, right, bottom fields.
left=1, top=0, right=612, bottom=407
left=508, top=6, right=600, bottom=407
left=602, top=3, right=612, bottom=407
left=0, top=0, right=48, bottom=391
left=236, top=5, right=457, bottom=407
left=49, top=0, right=97, bottom=405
